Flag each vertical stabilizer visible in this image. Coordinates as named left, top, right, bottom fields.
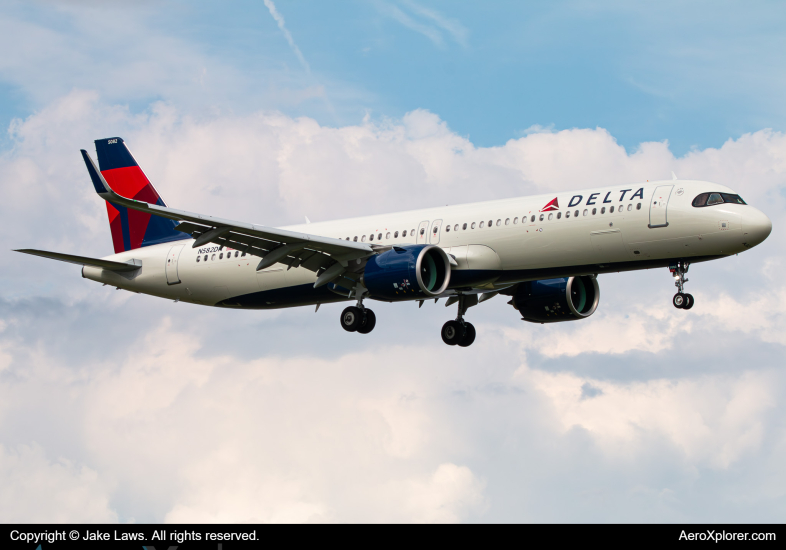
left=93, top=137, right=188, bottom=252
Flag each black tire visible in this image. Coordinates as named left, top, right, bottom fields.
left=441, top=320, right=465, bottom=346
left=458, top=323, right=476, bottom=347
left=357, top=309, right=377, bottom=334
left=341, top=306, right=363, bottom=332
left=672, top=293, right=686, bottom=309
left=683, top=293, right=694, bottom=310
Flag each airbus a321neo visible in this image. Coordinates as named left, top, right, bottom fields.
left=16, top=138, right=772, bottom=347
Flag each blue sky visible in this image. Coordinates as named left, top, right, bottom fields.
left=0, top=0, right=785, bottom=523
left=1, top=1, right=784, bottom=154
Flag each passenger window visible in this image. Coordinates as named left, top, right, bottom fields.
left=627, top=204, right=632, bottom=211
left=378, top=233, right=382, bottom=240
left=471, top=222, right=476, bottom=229
left=496, top=219, right=501, bottom=226
left=480, top=221, right=485, bottom=228
left=420, top=228, right=425, bottom=236
left=539, top=214, right=544, bottom=221
left=636, top=203, right=642, bottom=210
left=445, top=226, right=450, bottom=232
left=402, top=230, right=407, bottom=237
left=548, top=213, right=553, bottom=220
left=211, top=254, right=216, bottom=261
left=530, top=215, right=535, bottom=222
left=610, top=206, right=614, bottom=213
left=241, top=252, right=246, bottom=257
left=592, top=208, right=597, bottom=215
left=513, top=217, right=519, bottom=224
left=219, top=253, right=224, bottom=259
left=196, top=256, right=200, bottom=262
left=369, top=234, right=374, bottom=241
left=411, top=228, right=415, bottom=235
left=566, top=211, right=570, bottom=218
left=204, top=255, right=208, bottom=261
left=361, top=235, right=366, bottom=242
left=353, top=236, right=358, bottom=241
left=432, top=227, right=437, bottom=234
left=557, top=212, right=561, bottom=219
left=488, top=220, right=493, bottom=227
left=600, top=207, right=605, bottom=214
left=462, top=223, right=467, bottom=230
left=505, top=218, right=510, bottom=225
left=583, top=209, right=588, bottom=216
left=394, top=231, right=399, bottom=238
left=574, top=210, right=579, bottom=217
left=707, top=193, right=723, bottom=206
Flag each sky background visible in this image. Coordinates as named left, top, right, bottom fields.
left=0, top=0, right=785, bottom=522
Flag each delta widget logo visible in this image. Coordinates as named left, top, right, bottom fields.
left=540, top=197, right=559, bottom=212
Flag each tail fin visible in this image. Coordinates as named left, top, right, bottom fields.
left=93, top=137, right=188, bottom=253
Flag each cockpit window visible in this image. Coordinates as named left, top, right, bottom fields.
left=692, top=192, right=747, bottom=207
left=707, top=193, right=723, bottom=205
left=721, top=193, right=746, bottom=204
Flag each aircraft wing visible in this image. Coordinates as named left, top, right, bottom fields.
left=81, top=150, right=373, bottom=286
left=15, top=249, right=142, bottom=272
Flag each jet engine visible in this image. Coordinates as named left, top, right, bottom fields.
left=511, top=275, right=599, bottom=323
left=363, top=245, right=451, bottom=301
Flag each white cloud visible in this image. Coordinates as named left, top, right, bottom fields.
left=2, top=92, right=786, bottom=521
left=374, top=0, right=469, bottom=50
left=263, top=0, right=311, bottom=74
left=0, top=444, right=117, bottom=522
left=522, top=366, right=777, bottom=469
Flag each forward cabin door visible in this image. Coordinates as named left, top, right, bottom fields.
left=416, top=220, right=430, bottom=244
left=165, top=244, right=185, bottom=285
left=649, top=185, right=674, bottom=228
left=429, top=219, right=443, bottom=244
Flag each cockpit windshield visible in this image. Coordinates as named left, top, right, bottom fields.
left=692, top=192, right=747, bottom=207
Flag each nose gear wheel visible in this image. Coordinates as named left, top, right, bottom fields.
left=670, top=261, right=695, bottom=310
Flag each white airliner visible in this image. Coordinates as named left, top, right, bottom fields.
left=17, top=138, right=772, bottom=347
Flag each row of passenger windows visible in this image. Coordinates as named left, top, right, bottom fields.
left=340, top=202, right=642, bottom=242
left=344, top=229, right=417, bottom=242
left=196, top=250, right=245, bottom=262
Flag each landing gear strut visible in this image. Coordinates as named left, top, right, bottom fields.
left=441, top=294, right=476, bottom=347
left=340, top=292, right=376, bottom=334
left=670, top=261, right=694, bottom=310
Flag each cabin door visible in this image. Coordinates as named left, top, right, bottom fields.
left=649, top=185, right=674, bottom=228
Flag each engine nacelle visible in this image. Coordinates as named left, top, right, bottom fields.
left=511, top=275, right=599, bottom=323
left=363, top=245, right=451, bottom=301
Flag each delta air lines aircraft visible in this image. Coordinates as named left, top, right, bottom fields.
left=17, top=138, right=772, bottom=347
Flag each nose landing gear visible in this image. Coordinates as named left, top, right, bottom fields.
left=670, top=261, right=694, bottom=310
left=441, top=294, right=477, bottom=347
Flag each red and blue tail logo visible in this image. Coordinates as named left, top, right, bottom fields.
left=94, top=138, right=188, bottom=253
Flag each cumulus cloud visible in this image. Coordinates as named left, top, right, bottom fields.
left=2, top=92, right=786, bottom=521
left=0, top=444, right=117, bottom=522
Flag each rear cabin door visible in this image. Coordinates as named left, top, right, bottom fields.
left=165, top=244, right=185, bottom=285
left=429, top=219, right=443, bottom=244
left=417, top=220, right=430, bottom=244
left=649, top=185, right=674, bottom=228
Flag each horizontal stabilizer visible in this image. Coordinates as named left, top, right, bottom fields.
left=14, top=249, right=141, bottom=272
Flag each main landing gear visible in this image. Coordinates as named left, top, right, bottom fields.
left=441, top=294, right=477, bottom=347
left=670, top=260, right=694, bottom=310
left=340, top=295, right=376, bottom=334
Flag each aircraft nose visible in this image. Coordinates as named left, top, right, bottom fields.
left=742, top=208, right=772, bottom=248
